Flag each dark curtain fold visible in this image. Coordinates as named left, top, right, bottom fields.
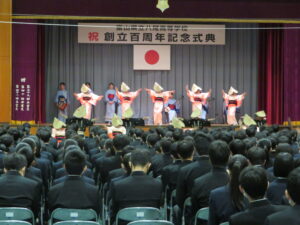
left=258, top=25, right=284, bottom=124
left=35, top=22, right=46, bottom=123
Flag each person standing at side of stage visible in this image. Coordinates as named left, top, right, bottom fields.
left=145, top=82, right=175, bottom=125
left=186, top=84, right=211, bottom=119
left=222, top=87, right=246, bottom=125
left=116, top=82, right=142, bottom=118
left=165, top=92, right=179, bottom=123
left=54, top=82, right=69, bottom=123
left=104, top=82, right=118, bottom=124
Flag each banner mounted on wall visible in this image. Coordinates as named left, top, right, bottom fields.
left=78, top=23, right=225, bottom=45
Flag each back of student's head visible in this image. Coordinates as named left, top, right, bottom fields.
left=229, top=139, right=246, bottom=156
left=72, top=135, right=85, bottom=150
left=0, top=134, right=13, bottom=148
left=113, top=134, right=130, bottom=151
left=273, top=152, right=294, bottom=178
left=246, top=125, right=257, bottom=137
left=7, top=128, right=21, bottom=142
left=234, top=130, right=247, bottom=140
left=239, top=166, right=268, bottom=200
left=160, top=138, right=172, bottom=154
left=247, top=146, right=266, bottom=166
left=64, top=150, right=86, bottom=175
left=287, top=167, right=300, bottom=205
left=147, top=134, right=160, bottom=147
left=177, top=141, right=194, bottom=160
left=276, top=143, right=293, bottom=155
left=173, top=129, right=183, bottom=141
left=3, top=153, right=27, bottom=171
left=219, top=132, right=233, bottom=144
left=63, top=139, right=78, bottom=150
left=130, top=149, right=151, bottom=167
left=277, top=135, right=291, bottom=144
left=194, top=133, right=212, bottom=155
left=208, top=140, right=230, bottom=167
left=17, top=145, right=34, bottom=168
left=228, top=154, right=249, bottom=210
left=134, top=128, right=144, bottom=138
left=37, top=128, right=51, bottom=143
left=169, top=142, right=179, bottom=159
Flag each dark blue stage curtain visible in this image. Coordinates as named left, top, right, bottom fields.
left=45, top=21, right=258, bottom=124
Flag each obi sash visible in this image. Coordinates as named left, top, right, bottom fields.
left=108, top=94, right=115, bottom=101
left=82, top=96, right=91, bottom=101
left=168, top=104, right=176, bottom=110
left=112, top=131, right=122, bottom=137
left=155, top=97, right=164, bottom=102
left=123, top=96, right=131, bottom=101
left=194, top=97, right=202, bottom=102
left=228, top=100, right=237, bottom=106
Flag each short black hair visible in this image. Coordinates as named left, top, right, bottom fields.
left=113, top=134, right=130, bottom=151
left=134, top=128, right=144, bottom=138
left=21, top=138, right=36, bottom=152
left=194, top=133, right=212, bottom=155
left=273, top=152, right=294, bottom=178
left=147, top=134, right=160, bottom=147
left=0, top=134, right=13, bottom=148
left=85, top=82, right=91, bottom=86
left=277, top=135, right=291, bottom=144
left=287, top=167, right=300, bottom=204
left=177, top=141, right=194, bottom=159
left=130, top=149, right=151, bottom=167
left=229, top=139, right=246, bottom=155
left=239, top=166, right=268, bottom=199
left=7, top=128, right=21, bottom=142
left=246, top=125, right=257, bottom=137
left=59, top=82, right=66, bottom=86
left=63, top=139, right=78, bottom=150
left=17, top=145, right=34, bottom=167
left=4, top=153, right=27, bottom=171
left=276, top=143, right=293, bottom=155
left=160, top=138, right=172, bottom=154
left=234, top=130, right=247, bottom=140
left=173, top=129, right=183, bottom=141
left=64, top=150, right=86, bottom=175
left=208, top=140, right=230, bottom=167
left=37, top=128, right=51, bottom=143
left=247, top=146, right=266, bottom=165
left=219, top=132, right=233, bottom=144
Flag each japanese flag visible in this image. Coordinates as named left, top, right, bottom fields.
left=133, top=45, right=171, bottom=70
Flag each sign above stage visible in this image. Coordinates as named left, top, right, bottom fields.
left=78, top=23, right=225, bottom=45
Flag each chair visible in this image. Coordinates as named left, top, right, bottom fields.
left=182, top=197, right=191, bottom=225
left=0, top=220, right=31, bottom=225
left=49, top=208, right=98, bottom=225
left=116, top=207, right=162, bottom=225
left=194, top=207, right=209, bottom=225
left=0, top=208, right=34, bottom=225
left=220, top=222, right=229, bottom=225
left=128, top=220, right=173, bottom=225
left=53, top=221, right=100, bottom=225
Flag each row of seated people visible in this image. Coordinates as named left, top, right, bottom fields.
left=0, top=124, right=300, bottom=225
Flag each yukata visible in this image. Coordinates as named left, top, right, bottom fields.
left=107, top=126, right=127, bottom=139
left=54, top=90, right=69, bottom=123
left=187, top=90, right=210, bottom=119
left=116, top=91, right=139, bottom=118
left=105, top=89, right=118, bottom=122
left=223, top=93, right=245, bottom=125
left=165, top=98, right=179, bottom=122
left=75, top=93, right=102, bottom=120
left=148, top=90, right=172, bottom=125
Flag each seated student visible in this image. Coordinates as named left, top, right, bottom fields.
left=265, top=167, right=300, bottom=225
left=247, top=146, right=275, bottom=181
left=130, top=128, right=145, bottom=147
left=150, top=138, right=173, bottom=177
left=191, top=140, right=230, bottom=220
left=161, top=141, right=193, bottom=192
left=95, top=134, right=130, bottom=184
left=110, top=149, right=163, bottom=223
left=37, top=128, right=59, bottom=161
left=229, top=139, right=246, bottom=156
left=0, top=153, right=41, bottom=217
left=0, top=134, right=14, bottom=153
left=267, top=152, right=294, bottom=205
left=146, top=133, right=161, bottom=156
left=48, top=150, right=100, bottom=214
left=209, top=154, right=249, bottom=225
left=229, top=166, right=286, bottom=225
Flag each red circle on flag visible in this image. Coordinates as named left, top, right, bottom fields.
left=145, top=50, right=159, bottom=65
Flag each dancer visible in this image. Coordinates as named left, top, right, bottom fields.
left=145, top=82, right=174, bottom=125
left=54, top=82, right=69, bottom=123
left=104, top=82, right=118, bottom=123
left=74, top=84, right=103, bottom=120
left=116, top=82, right=142, bottom=118
left=186, top=84, right=211, bottom=119
left=222, top=86, right=246, bottom=125
left=165, top=92, right=179, bottom=122
left=107, top=114, right=127, bottom=139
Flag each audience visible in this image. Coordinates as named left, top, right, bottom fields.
left=0, top=122, right=299, bottom=225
